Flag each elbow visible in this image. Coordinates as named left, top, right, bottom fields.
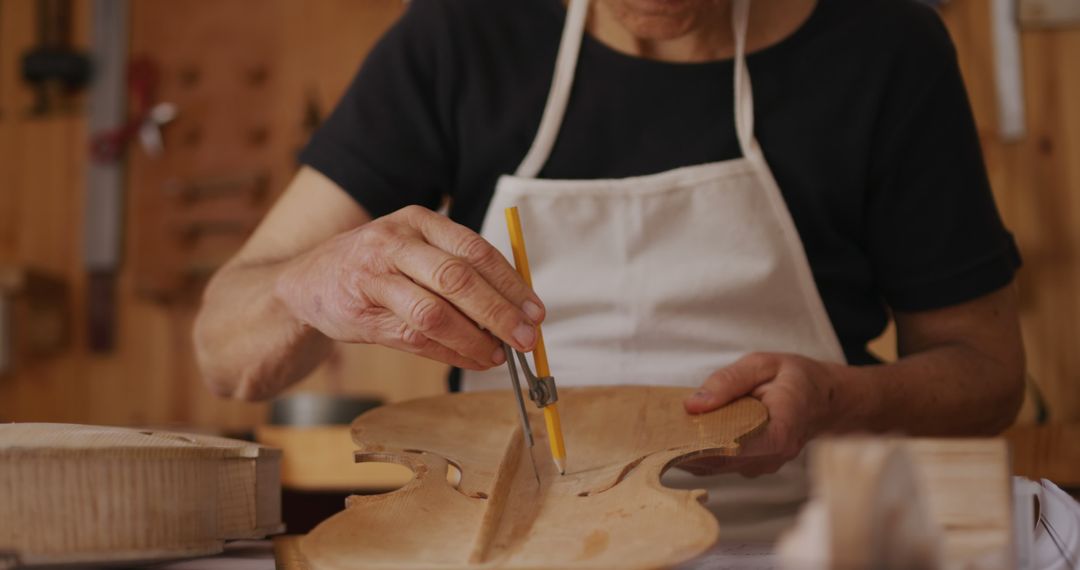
left=986, top=368, right=1025, bottom=435
left=192, top=298, right=274, bottom=402
left=193, top=307, right=241, bottom=400
left=194, top=344, right=276, bottom=402
left=981, top=351, right=1027, bottom=436
left=229, top=370, right=280, bottom=402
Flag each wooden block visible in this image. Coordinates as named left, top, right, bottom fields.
left=778, top=438, right=1013, bottom=570
left=298, top=386, right=768, bottom=570
left=0, top=424, right=283, bottom=568
left=255, top=425, right=412, bottom=492
left=906, top=440, right=1014, bottom=568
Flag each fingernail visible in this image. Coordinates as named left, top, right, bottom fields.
left=512, top=323, right=536, bottom=350
left=522, top=300, right=544, bottom=323
left=491, top=347, right=506, bottom=365
left=691, top=390, right=712, bottom=401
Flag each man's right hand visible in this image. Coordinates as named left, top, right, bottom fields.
left=274, top=205, right=545, bottom=371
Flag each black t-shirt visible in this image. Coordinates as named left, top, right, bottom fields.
left=300, top=0, right=1021, bottom=365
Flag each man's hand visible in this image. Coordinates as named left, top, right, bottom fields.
left=274, top=205, right=545, bottom=371
left=680, top=352, right=850, bottom=477
left=676, top=284, right=1025, bottom=477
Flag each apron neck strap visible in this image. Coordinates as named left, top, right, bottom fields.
left=515, top=0, right=758, bottom=179
left=515, top=0, right=590, bottom=178
left=731, top=0, right=759, bottom=160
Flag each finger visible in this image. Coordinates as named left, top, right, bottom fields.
left=354, top=307, right=492, bottom=370
left=737, top=460, right=784, bottom=478
left=676, top=463, right=713, bottom=477
left=678, top=457, right=731, bottom=476
left=681, top=455, right=781, bottom=478
left=389, top=324, right=493, bottom=371
left=684, top=353, right=780, bottom=414
left=393, top=239, right=539, bottom=352
left=371, top=274, right=504, bottom=366
left=400, top=206, right=546, bottom=323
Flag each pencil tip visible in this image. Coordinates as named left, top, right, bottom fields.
left=555, top=457, right=566, bottom=475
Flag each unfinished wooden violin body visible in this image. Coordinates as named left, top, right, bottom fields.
left=299, top=386, right=768, bottom=569
left=0, top=423, right=282, bottom=568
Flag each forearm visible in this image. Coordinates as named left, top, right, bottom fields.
left=193, top=259, right=332, bottom=401
left=829, top=343, right=1024, bottom=436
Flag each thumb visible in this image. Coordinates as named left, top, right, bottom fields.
left=684, top=353, right=779, bottom=414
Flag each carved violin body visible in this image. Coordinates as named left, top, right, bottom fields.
left=300, top=386, right=768, bottom=569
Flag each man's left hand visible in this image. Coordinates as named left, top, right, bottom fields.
left=680, top=352, right=851, bottom=477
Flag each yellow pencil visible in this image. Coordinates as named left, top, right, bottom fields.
left=505, top=206, right=567, bottom=475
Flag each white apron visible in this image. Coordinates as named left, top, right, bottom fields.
left=462, top=0, right=846, bottom=542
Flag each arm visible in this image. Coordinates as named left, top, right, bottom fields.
left=838, top=281, right=1025, bottom=435
left=193, top=167, right=545, bottom=401
left=682, top=283, right=1024, bottom=475
left=193, top=167, right=361, bottom=400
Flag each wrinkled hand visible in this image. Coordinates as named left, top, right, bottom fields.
left=275, top=205, right=545, bottom=370
left=680, top=352, right=844, bottom=477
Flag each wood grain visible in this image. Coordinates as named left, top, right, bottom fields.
left=0, top=423, right=282, bottom=568
left=1006, top=424, right=1080, bottom=486
left=0, top=0, right=444, bottom=431
left=298, top=386, right=768, bottom=570
left=255, top=425, right=413, bottom=492
left=940, top=1, right=1080, bottom=425
left=779, top=438, right=1013, bottom=570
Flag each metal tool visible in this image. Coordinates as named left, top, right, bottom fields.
left=502, top=342, right=561, bottom=486
left=84, top=0, right=129, bottom=353
left=511, top=349, right=558, bottom=408
left=992, top=0, right=1026, bottom=142
left=136, top=101, right=177, bottom=157
left=21, top=0, right=92, bottom=116
left=502, top=206, right=568, bottom=475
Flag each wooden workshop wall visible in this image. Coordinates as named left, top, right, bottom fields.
left=0, top=0, right=1077, bottom=429
left=0, top=0, right=446, bottom=431
left=940, top=2, right=1080, bottom=423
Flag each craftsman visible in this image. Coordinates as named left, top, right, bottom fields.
left=194, top=0, right=1024, bottom=506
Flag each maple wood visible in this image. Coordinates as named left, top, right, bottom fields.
left=298, top=386, right=768, bottom=569
left=778, top=438, right=1013, bottom=569
left=0, top=423, right=282, bottom=568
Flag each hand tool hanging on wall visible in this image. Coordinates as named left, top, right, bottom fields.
left=20, top=0, right=92, bottom=116
left=163, top=171, right=270, bottom=204
left=1019, top=0, right=1080, bottom=27
left=0, top=266, right=70, bottom=377
left=90, top=59, right=176, bottom=161
left=84, top=0, right=129, bottom=353
left=992, top=0, right=1027, bottom=141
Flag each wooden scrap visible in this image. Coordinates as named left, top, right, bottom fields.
left=778, top=438, right=1013, bottom=570
left=255, top=424, right=413, bottom=492
left=0, top=423, right=283, bottom=568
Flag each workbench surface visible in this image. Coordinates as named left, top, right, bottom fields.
left=153, top=538, right=778, bottom=570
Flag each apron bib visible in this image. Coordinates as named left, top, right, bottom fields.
left=462, top=0, right=845, bottom=542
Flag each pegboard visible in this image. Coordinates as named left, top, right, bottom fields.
left=125, top=0, right=283, bottom=302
